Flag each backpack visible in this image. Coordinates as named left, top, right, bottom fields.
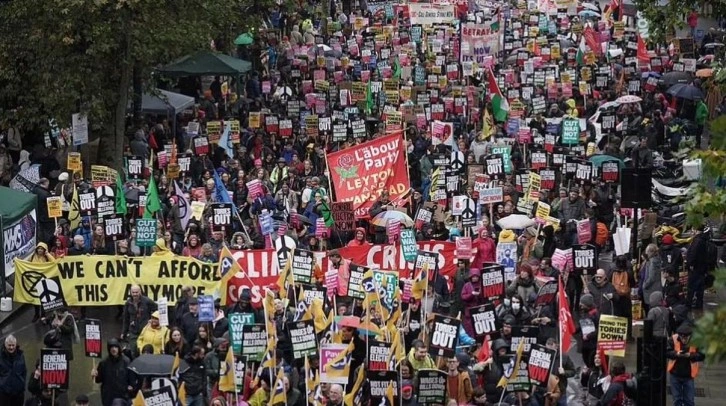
left=612, top=270, right=631, bottom=296
left=706, top=241, right=718, bottom=272
left=595, top=222, right=609, bottom=246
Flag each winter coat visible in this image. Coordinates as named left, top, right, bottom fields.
left=136, top=324, right=170, bottom=355
left=471, top=235, right=496, bottom=269
left=122, top=296, right=157, bottom=337
left=0, top=346, right=26, bottom=395
left=203, top=348, right=224, bottom=386
left=180, top=311, right=200, bottom=345
left=506, top=276, right=537, bottom=303
left=646, top=292, right=670, bottom=338
left=130, top=130, right=150, bottom=161
left=447, top=371, right=473, bottom=404
left=180, top=356, right=207, bottom=396
left=558, top=197, right=586, bottom=224
left=659, top=244, right=683, bottom=272
left=642, top=256, right=664, bottom=303
left=95, top=344, right=132, bottom=406
left=586, top=281, right=618, bottom=316
left=461, top=270, right=486, bottom=337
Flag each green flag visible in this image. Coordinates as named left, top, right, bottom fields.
left=144, top=176, right=162, bottom=218
left=393, top=59, right=402, bottom=80
left=115, top=174, right=127, bottom=215
left=365, top=81, right=374, bottom=116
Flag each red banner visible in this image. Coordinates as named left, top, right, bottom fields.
left=327, top=133, right=411, bottom=218
left=227, top=241, right=457, bottom=305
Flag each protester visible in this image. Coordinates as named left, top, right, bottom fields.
left=92, top=339, right=132, bottom=406
left=0, top=335, right=26, bottom=405
left=667, top=324, right=705, bottom=406
left=136, top=311, right=170, bottom=354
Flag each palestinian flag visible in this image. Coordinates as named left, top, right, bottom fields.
left=487, top=68, right=509, bottom=122
left=576, top=35, right=588, bottom=66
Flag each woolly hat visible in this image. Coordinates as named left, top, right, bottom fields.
left=498, top=229, right=516, bottom=243
left=580, top=293, right=595, bottom=309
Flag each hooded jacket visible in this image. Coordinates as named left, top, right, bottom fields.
left=347, top=227, right=370, bottom=247
left=646, top=292, right=670, bottom=338
left=180, top=353, right=207, bottom=396
left=0, top=345, right=26, bottom=396
left=137, top=322, right=170, bottom=354
left=461, top=269, right=486, bottom=336
left=659, top=244, right=683, bottom=271
left=472, top=230, right=496, bottom=269
left=95, top=339, right=132, bottom=406
left=29, top=242, right=54, bottom=262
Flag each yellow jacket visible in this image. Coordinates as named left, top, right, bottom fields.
left=137, top=324, right=169, bottom=354
left=248, top=388, right=269, bottom=406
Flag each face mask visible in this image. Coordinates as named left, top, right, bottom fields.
left=512, top=303, right=521, bottom=311
left=504, top=298, right=511, bottom=307
left=497, top=355, right=510, bottom=364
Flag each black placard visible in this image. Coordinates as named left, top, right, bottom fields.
left=292, top=248, right=314, bottom=284
left=601, top=160, right=620, bottom=183
left=481, top=264, right=506, bottom=303
left=41, top=349, right=69, bottom=389
left=79, top=192, right=96, bottom=216
left=417, top=369, right=447, bottom=404
left=528, top=344, right=556, bottom=387
left=287, top=320, right=317, bottom=359
left=211, top=203, right=233, bottom=232
left=347, top=264, right=369, bottom=299
left=485, top=154, right=505, bottom=179
left=470, top=302, right=498, bottom=338
left=127, top=156, right=143, bottom=180
left=103, top=214, right=124, bottom=240
left=428, top=314, right=460, bottom=358
left=573, top=244, right=598, bottom=273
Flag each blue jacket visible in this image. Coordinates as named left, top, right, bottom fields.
left=0, top=347, right=26, bottom=395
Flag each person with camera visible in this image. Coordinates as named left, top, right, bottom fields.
left=666, top=324, right=705, bottom=406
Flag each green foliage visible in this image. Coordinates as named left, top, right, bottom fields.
left=693, top=268, right=726, bottom=363
left=634, top=0, right=726, bottom=44
left=0, top=0, right=256, bottom=168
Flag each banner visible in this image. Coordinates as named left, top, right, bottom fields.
left=417, top=369, right=447, bottom=404
left=527, top=344, right=555, bottom=387
left=597, top=315, right=628, bottom=357
left=4, top=209, right=37, bottom=277
left=288, top=320, right=317, bottom=359
left=84, top=319, right=102, bottom=358
left=241, top=324, right=266, bottom=361
left=320, top=343, right=350, bottom=384
left=41, top=349, right=69, bottom=389
left=228, top=313, right=255, bottom=355
left=13, top=254, right=223, bottom=306
left=428, top=314, right=460, bottom=358
left=460, top=23, right=500, bottom=67
left=326, top=133, right=410, bottom=218
left=470, top=303, right=498, bottom=338
left=408, top=3, right=456, bottom=25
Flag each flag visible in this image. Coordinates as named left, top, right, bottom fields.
left=269, top=367, right=287, bottom=406
left=305, top=356, right=320, bottom=404
left=115, top=173, right=127, bottom=215
left=311, top=298, right=330, bottom=333
left=143, top=175, right=161, bottom=218
left=261, top=337, right=276, bottom=368
left=262, top=290, right=278, bottom=338
left=132, top=390, right=144, bottom=406
left=481, top=108, right=495, bottom=140
left=69, top=185, right=81, bottom=231
left=498, top=339, right=525, bottom=388
left=365, top=80, right=374, bottom=115
left=385, top=380, right=396, bottom=406
left=275, top=256, right=292, bottom=299
left=177, top=382, right=187, bottom=406
left=637, top=34, right=650, bottom=68
left=576, top=35, right=588, bottom=66
left=171, top=353, right=181, bottom=377
left=293, top=287, right=312, bottom=322
left=344, top=364, right=366, bottom=406
left=393, top=58, right=402, bottom=80
left=218, top=346, right=236, bottom=392
left=558, top=275, right=576, bottom=353
left=582, top=26, right=601, bottom=56
left=212, top=169, right=237, bottom=211
left=323, top=341, right=353, bottom=380
left=218, top=122, right=234, bottom=159
left=411, top=264, right=429, bottom=300
left=218, top=246, right=242, bottom=304
left=174, top=180, right=191, bottom=229
left=598, top=348, right=609, bottom=376
left=487, top=68, right=509, bottom=122
left=477, top=335, right=492, bottom=362
left=429, top=168, right=441, bottom=201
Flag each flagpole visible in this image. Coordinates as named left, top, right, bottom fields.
left=559, top=275, right=564, bottom=369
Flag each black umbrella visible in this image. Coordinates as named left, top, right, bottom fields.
left=290, top=212, right=313, bottom=226
left=128, top=354, right=176, bottom=376
left=667, top=84, right=704, bottom=101
left=660, top=71, right=693, bottom=87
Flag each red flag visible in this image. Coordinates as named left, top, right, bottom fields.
left=477, top=336, right=492, bottom=362
left=583, top=26, right=601, bottom=56
left=558, top=275, right=576, bottom=353
left=637, top=35, right=650, bottom=68
left=598, top=348, right=609, bottom=375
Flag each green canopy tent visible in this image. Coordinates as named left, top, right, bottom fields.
left=0, top=186, right=38, bottom=296
left=157, top=51, right=252, bottom=102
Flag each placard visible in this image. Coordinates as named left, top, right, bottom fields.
left=417, top=369, right=447, bottom=404
left=320, top=343, right=351, bottom=384
left=241, top=324, right=266, bottom=361
left=496, top=242, right=518, bottom=281
left=47, top=197, right=62, bottom=218
left=198, top=295, right=215, bottom=322
left=527, top=344, right=555, bottom=387
left=470, top=302, right=498, bottom=338
left=479, top=187, right=504, bottom=204
left=597, top=315, right=628, bottom=357
left=84, top=319, right=102, bottom=358
left=211, top=203, right=233, bottom=232
left=127, top=156, right=143, bottom=180
left=228, top=313, right=255, bottom=355
left=103, top=214, right=124, bottom=240
left=367, top=339, right=392, bottom=371
left=400, top=229, right=418, bottom=263
left=193, top=136, right=210, bottom=156
left=561, top=118, right=580, bottom=145
left=331, top=202, right=354, bottom=231
left=140, top=386, right=175, bottom=406
left=485, top=154, right=505, bottom=179
left=428, top=314, right=460, bottom=358
left=41, top=349, right=69, bottom=389
left=79, top=191, right=96, bottom=216
left=288, top=319, right=318, bottom=359
left=292, top=249, right=314, bottom=283
left=67, top=152, right=82, bottom=172
left=347, top=264, right=369, bottom=299
left=481, top=264, right=506, bottom=302
left=535, top=280, right=558, bottom=306
left=601, top=160, right=620, bottom=183
left=135, top=218, right=157, bottom=247
left=572, top=244, right=598, bottom=273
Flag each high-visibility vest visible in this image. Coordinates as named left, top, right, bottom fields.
left=667, top=334, right=700, bottom=378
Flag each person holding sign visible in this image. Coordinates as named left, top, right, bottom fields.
left=28, top=242, right=55, bottom=322
left=92, top=339, right=133, bottom=406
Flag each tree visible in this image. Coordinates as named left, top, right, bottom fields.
left=687, top=115, right=726, bottom=362
left=634, top=0, right=726, bottom=44
left=0, top=0, right=259, bottom=170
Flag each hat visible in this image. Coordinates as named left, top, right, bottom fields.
left=580, top=293, right=595, bottom=309
left=75, top=394, right=90, bottom=404
left=151, top=311, right=160, bottom=319
left=58, top=172, right=69, bottom=182
left=498, top=229, right=516, bottom=243
left=677, top=324, right=693, bottom=336
left=188, top=297, right=199, bottom=305
left=277, top=157, right=286, bottom=163
left=254, top=159, right=262, bottom=167
left=155, top=238, right=166, bottom=251
left=524, top=226, right=538, bottom=237
left=570, top=187, right=580, bottom=194
left=662, top=234, right=674, bottom=245
left=240, top=288, right=252, bottom=301
left=401, top=379, right=414, bottom=391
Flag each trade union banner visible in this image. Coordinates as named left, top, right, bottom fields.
left=326, top=133, right=410, bottom=218
left=460, top=23, right=500, bottom=68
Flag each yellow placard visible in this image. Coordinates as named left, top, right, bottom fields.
left=207, top=121, right=222, bottom=144
left=167, top=163, right=180, bottom=179
left=249, top=112, right=261, bottom=128
left=191, top=201, right=205, bottom=221
left=13, top=254, right=224, bottom=306
left=535, top=202, right=551, bottom=220
left=47, top=196, right=63, bottom=218
left=597, top=315, right=628, bottom=357
left=67, top=152, right=82, bottom=173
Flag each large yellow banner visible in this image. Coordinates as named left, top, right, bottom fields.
left=14, top=254, right=221, bottom=306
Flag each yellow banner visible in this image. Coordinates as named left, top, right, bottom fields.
left=14, top=254, right=221, bottom=306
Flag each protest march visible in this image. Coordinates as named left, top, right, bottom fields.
left=0, top=0, right=724, bottom=405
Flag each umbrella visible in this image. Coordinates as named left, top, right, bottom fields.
left=10, top=164, right=41, bottom=192
left=234, top=33, right=254, bottom=46
left=599, top=101, right=621, bottom=111
left=641, top=71, right=661, bottom=79
left=582, top=2, right=599, bottom=10
left=616, top=95, right=642, bottom=104
left=504, top=54, right=518, bottom=66
left=496, top=214, right=536, bottom=230
left=578, top=10, right=600, bottom=18
left=336, top=315, right=360, bottom=328
left=589, top=154, right=624, bottom=169
left=371, top=210, right=414, bottom=227
left=696, top=68, right=713, bottom=78
left=667, top=83, right=704, bottom=100
left=290, top=212, right=313, bottom=226
left=704, top=43, right=725, bottom=49
left=660, top=71, right=693, bottom=87
left=128, top=354, right=176, bottom=376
